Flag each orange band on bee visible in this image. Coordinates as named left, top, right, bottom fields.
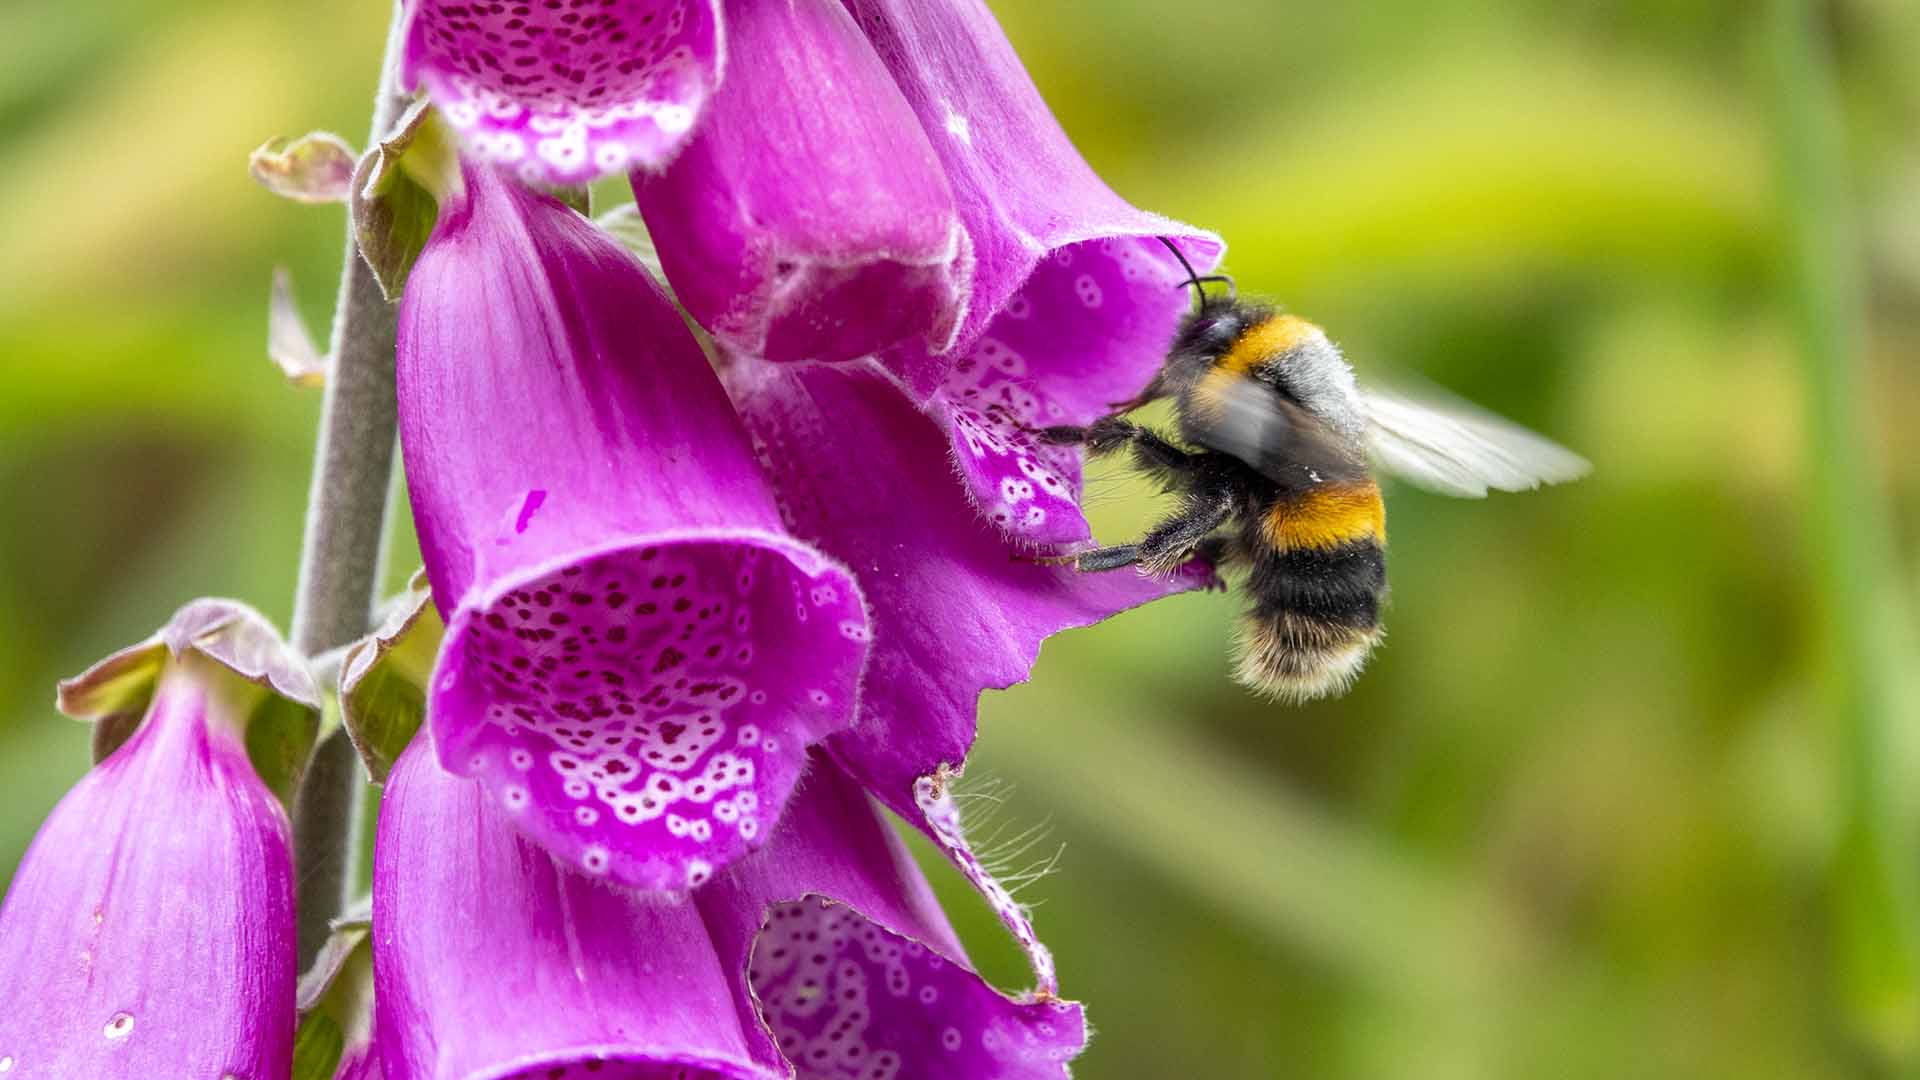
left=1262, top=483, right=1386, bottom=551
left=1220, top=314, right=1320, bottom=375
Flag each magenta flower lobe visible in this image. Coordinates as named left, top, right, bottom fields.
left=0, top=625, right=298, bottom=1078
left=400, top=164, right=870, bottom=892
left=632, top=0, right=969, bottom=364
left=402, top=0, right=724, bottom=183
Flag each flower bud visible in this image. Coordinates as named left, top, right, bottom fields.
left=0, top=601, right=312, bottom=1079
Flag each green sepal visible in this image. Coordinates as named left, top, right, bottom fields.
left=57, top=600, right=322, bottom=808
left=57, top=638, right=168, bottom=762
left=250, top=131, right=358, bottom=204
left=291, top=1011, right=345, bottom=1080
left=351, top=99, right=461, bottom=301
left=340, top=572, right=444, bottom=783
left=296, top=919, right=373, bottom=1080
left=542, top=183, right=593, bottom=217
left=594, top=204, right=718, bottom=360
left=594, top=203, right=665, bottom=281
left=269, top=266, right=328, bottom=388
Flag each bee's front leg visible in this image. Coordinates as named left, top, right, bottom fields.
left=1073, top=544, right=1145, bottom=572
left=1013, top=544, right=1141, bottom=571
left=1037, top=415, right=1138, bottom=455
left=1039, top=417, right=1203, bottom=477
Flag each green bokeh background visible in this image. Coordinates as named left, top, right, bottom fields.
left=4, top=1, right=1919, bottom=1076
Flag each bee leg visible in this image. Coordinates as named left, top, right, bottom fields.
left=1073, top=544, right=1143, bottom=572
left=1190, top=536, right=1238, bottom=592
left=1037, top=415, right=1137, bottom=454
left=1040, top=418, right=1204, bottom=478
left=1106, top=374, right=1168, bottom=413
left=1135, top=486, right=1237, bottom=577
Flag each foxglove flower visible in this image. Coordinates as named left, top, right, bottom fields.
left=375, top=738, right=1082, bottom=1078
left=727, top=359, right=1214, bottom=988
left=631, top=0, right=970, bottom=363
left=374, top=739, right=777, bottom=1079
left=399, top=161, right=869, bottom=892
left=702, top=752, right=1085, bottom=1080
left=844, top=0, right=1224, bottom=549
left=0, top=600, right=314, bottom=1078
left=401, top=0, right=724, bottom=184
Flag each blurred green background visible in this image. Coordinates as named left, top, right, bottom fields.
left=3, top=0, right=1919, bottom=1076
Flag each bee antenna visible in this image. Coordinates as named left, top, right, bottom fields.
left=1157, top=235, right=1235, bottom=314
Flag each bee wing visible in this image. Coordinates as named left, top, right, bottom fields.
left=1203, top=373, right=1295, bottom=466
left=1359, top=384, right=1589, bottom=497
left=1210, top=375, right=1371, bottom=484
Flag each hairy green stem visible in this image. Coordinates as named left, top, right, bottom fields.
left=291, top=2, right=410, bottom=969
left=1766, top=0, right=1920, bottom=1063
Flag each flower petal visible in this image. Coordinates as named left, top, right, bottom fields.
left=0, top=651, right=295, bottom=1077
left=699, top=756, right=1087, bottom=1080
left=726, top=359, right=1212, bottom=987
left=845, top=0, right=1223, bottom=546
left=401, top=0, right=724, bottom=183
left=374, top=740, right=784, bottom=1080
left=399, top=164, right=869, bottom=891
left=631, top=0, right=969, bottom=363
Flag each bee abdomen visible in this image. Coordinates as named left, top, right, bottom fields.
left=1235, top=485, right=1387, bottom=701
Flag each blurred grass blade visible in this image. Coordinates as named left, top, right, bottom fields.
left=987, top=685, right=1532, bottom=1008
left=1766, top=0, right=1920, bottom=1061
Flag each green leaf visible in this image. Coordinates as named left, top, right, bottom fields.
left=340, top=573, right=443, bottom=783
left=1767, top=0, right=1920, bottom=1063
left=350, top=100, right=459, bottom=301
left=249, top=131, right=357, bottom=204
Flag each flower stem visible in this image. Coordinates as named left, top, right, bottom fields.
left=291, top=1, right=411, bottom=969
left=1766, top=0, right=1920, bottom=1062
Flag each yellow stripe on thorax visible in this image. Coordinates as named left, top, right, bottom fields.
left=1220, top=314, right=1320, bottom=375
left=1263, top=482, right=1386, bottom=552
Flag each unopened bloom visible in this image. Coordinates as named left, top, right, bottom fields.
left=631, top=0, right=970, bottom=364
left=398, top=161, right=869, bottom=892
left=400, top=0, right=725, bottom=184
left=375, top=738, right=1082, bottom=1078
left=846, top=0, right=1224, bottom=549
left=0, top=601, right=314, bottom=1078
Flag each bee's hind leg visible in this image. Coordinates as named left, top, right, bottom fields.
left=1133, top=484, right=1237, bottom=577
left=1070, top=486, right=1236, bottom=578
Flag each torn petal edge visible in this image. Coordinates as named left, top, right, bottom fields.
left=915, top=766, right=1057, bottom=994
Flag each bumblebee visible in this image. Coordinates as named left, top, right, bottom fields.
left=1044, top=243, right=1588, bottom=702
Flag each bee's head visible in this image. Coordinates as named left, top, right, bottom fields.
left=1173, top=296, right=1261, bottom=359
